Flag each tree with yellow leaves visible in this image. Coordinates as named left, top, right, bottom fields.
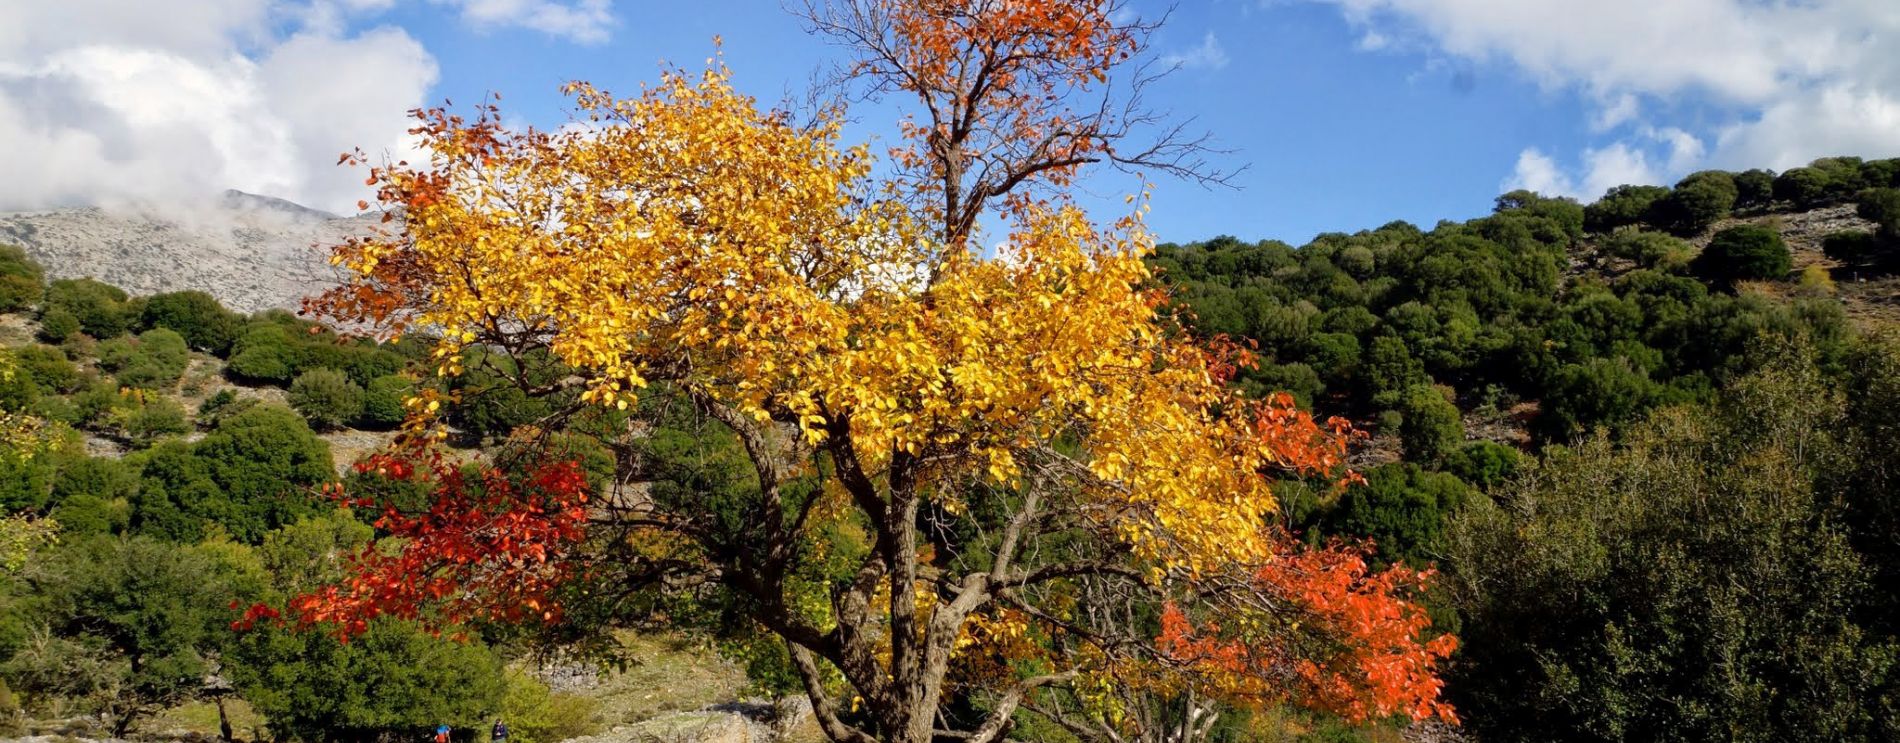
left=299, top=2, right=1454, bottom=741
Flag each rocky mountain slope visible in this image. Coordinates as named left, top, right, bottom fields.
left=0, top=191, right=375, bottom=314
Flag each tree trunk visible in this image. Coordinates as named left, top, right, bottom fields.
left=216, top=696, right=235, bottom=743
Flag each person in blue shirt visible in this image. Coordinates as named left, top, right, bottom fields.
left=492, top=719, right=509, bottom=743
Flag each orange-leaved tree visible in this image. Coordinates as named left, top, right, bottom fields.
left=302, top=2, right=1455, bottom=741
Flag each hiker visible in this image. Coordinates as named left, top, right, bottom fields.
left=491, top=719, right=509, bottom=743
left=435, top=724, right=451, bottom=743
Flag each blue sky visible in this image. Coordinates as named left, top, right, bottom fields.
left=378, top=1, right=1590, bottom=245
left=6, top=1, right=1898, bottom=247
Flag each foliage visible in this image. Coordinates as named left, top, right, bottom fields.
left=1582, top=185, right=1668, bottom=233
left=1601, top=230, right=1692, bottom=270
left=34, top=308, right=80, bottom=344
left=1857, top=187, right=1900, bottom=242
left=131, top=404, right=332, bottom=543
left=40, top=278, right=131, bottom=339
left=139, top=291, right=241, bottom=355
left=1651, top=170, right=1737, bottom=234
left=1313, top=463, right=1477, bottom=568
left=359, top=374, right=413, bottom=429
left=1398, top=385, right=1461, bottom=464
left=2, top=534, right=265, bottom=735
left=288, top=368, right=364, bottom=431
left=100, top=328, right=191, bottom=391
left=0, top=245, right=44, bottom=315
left=496, top=668, right=600, bottom=743
left=225, top=617, right=506, bottom=742
left=1443, top=355, right=1900, bottom=742
left=1732, top=168, right=1776, bottom=210
left=303, top=6, right=1457, bottom=741
left=1693, top=224, right=1791, bottom=283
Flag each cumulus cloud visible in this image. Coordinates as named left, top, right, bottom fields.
left=1315, top=0, right=1900, bottom=195
left=0, top=0, right=616, bottom=214
left=1163, top=32, right=1231, bottom=71
left=437, top=0, right=616, bottom=44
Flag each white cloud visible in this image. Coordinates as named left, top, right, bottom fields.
left=434, top=0, right=615, bottom=44
left=1163, top=32, right=1231, bottom=71
left=0, top=0, right=616, bottom=214
left=1505, top=143, right=1660, bottom=202
left=1317, top=0, right=1900, bottom=196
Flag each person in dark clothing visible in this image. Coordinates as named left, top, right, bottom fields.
left=491, top=719, right=508, bottom=743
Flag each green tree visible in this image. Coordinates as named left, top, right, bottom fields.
left=1318, top=463, right=1476, bottom=568
left=2, top=535, right=266, bottom=736
left=1856, top=187, right=1900, bottom=242
left=1733, top=168, right=1776, bottom=210
left=132, top=405, right=332, bottom=543
left=1694, top=224, right=1792, bottom=283
left=288, top=368, right=364, bottom=431
left=358, top=375, right=414, bottom=429
left=139, top=291, right=240, bottom=355
left=1774, top=167, right=1832, bottom=208
left=1399, top=384, right=1462, bottom=464
left=1444, top=359, right=1899, bottom=742
left=40, top=278, right=131, bottom=339
left=225, top=619, right=507, bottom=742
left=34, top=307, right=80, bottom=345
left=0, top=245, right=45, bottom=314
left=1651, top=171, right=1738, bottom=234
left=225, top=324, right=299, bottom=384
left=1583, top=184, right=1670, bottom=233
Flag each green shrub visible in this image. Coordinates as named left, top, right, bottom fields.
left=97, top=329, right=191, bottom=390
left=1651, top=170, right=1738, bottom=234
left=1823, top=230, right=1882, bottom=265
left=288, top=368, right=364, bottom=431
left=1585, top=184, right=1671, bottom=233
left=1857, top=187, right=1900, bottom=241
left=1774, top=166, right=1832, bottom=208
left=41, top=278, right=131, bottom=339
left=496, top=669, right=600, bottom=743
left=133, top=404, right=332, bottom=543
left=1399, top=384, right=1462, bottom=464
left=11, top=344, right=79, bottom=394
left=1318, top=462, right=1476, bottom=567
left=1733, top=168, right=1776, bottom=210
left=0, top=244, right=45, bottom=314
left=196, top=389, right=259, bottom=430
left=1443, top=440, right=1521, bottom=490
left=360, top=375, right=414, bottom=429
left=140, top=290, right=240, bottom=354
left=36, top=306, right=81, bottom=343
left=1602, top=230, right=1694, bottom=270
left=1694, top=224, right=1792, bottom=283
left=51, top=456, right=140, bottom=506
left=226, top=324, right=298, bottom=383
left=49, top=494, right=131, bottom=536
left=125, top=396, right=190, bottom=446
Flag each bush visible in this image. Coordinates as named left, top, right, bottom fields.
left=360, top=375, right=414, bottom=429
left=49, top=494, right=131, bottom=536
left=1824, top=230, right=1882, bottom=264
left=97, top=328, right=191, bottom=391
left=1651, top=170, right=1737, bottom=234
left=132, top=405, right=333, bottom=543
left=289, top=368, right=364, bottom=430
left=11, top=345, right=79, bottom=394
left=226, top=324, right=299, bottom=383
left=0, top=244, right=45, bottom=314
left=1317, top=462, right=1476, bottom=568
left=1602, top=230, right=1693, bottom=270
left=496, top=669, right=600, bottom=743
left=1443, top=440, right=1521, bottom=490
left=1445, top=361, right=1897, bottom=741
left=35, top=307, right=81, bottom=344
left=1856, top=187, right=1900, bottom=241
left=1399, top=384, right=1462, bottom=464
left=1774, top=167, right=1832, bottom=208
left=125, top=396, right=190, bottom=446
left=1733, top=168, right=1776, bottom=210
left=1694, top=224, right=1792, bottom=283
left=196, top=389, right=259, bottom=429
left=140, top=291, right=240, bottom=354
left=1584, top=184, right=1671, bottom=233
left=41, top=278, right=131, bottom=339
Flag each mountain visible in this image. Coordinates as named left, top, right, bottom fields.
left=0, top=193, right=376, bottom=314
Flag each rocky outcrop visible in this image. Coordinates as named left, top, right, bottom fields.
left=0, top=192, right=381, bottom=314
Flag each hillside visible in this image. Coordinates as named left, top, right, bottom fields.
left=0, top=192, right=371, bottom=314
